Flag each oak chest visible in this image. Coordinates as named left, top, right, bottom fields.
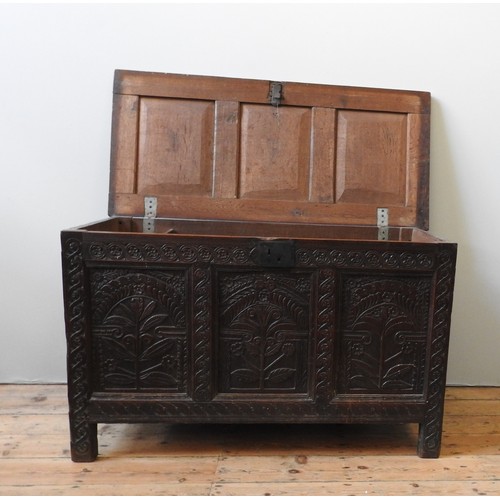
left=61, top=70, right=457, bottom=461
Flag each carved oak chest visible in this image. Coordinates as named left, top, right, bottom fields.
left=61, top=70, right=457, bottom=461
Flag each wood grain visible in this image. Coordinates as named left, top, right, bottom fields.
left=0, top=385, right=498, bottom=495
left=109, top=70, right=430, bottom=228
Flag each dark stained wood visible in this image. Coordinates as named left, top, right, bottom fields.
left=62, top=70, right=456, bottom=462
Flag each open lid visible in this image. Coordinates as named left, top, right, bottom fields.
left=109, top=70, right=430, bottom=229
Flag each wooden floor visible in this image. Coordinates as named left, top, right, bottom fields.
left=0, top=385, right=499, bottom=496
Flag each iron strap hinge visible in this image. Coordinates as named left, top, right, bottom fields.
left=377, top=208, right=389, bottom=241
left=143, top=196, right=157, bottom=233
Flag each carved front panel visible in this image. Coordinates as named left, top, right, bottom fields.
left=90, top=269, right=188, bottom=392
left=217, top=272, right=313, bottom=395
left=337, top=274, right=432, bottom=395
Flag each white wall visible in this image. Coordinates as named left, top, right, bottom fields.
left=1, top=3, right=499, bottom=385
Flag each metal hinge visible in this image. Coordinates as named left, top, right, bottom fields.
left=269, top=82, right=283, bottom=107
left=377, top=208, right=389, bottom=240
left=143, top=196, right=157, bottom=233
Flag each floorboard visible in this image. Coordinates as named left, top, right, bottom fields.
left=0, top=385, right=498, bottom=495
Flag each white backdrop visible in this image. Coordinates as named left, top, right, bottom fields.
left=1, top=3, right=499, bottom=385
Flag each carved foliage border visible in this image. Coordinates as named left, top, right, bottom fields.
left=296, top=248, right=435, bottom=270
left=86, top=241, right=252, bottom=265
left=84, top=239, right=436, bottom=272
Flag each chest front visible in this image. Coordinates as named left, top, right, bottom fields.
left=61, top=70, right=457, bottom=461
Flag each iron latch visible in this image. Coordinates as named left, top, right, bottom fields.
left=269, top=82, right=283, bottom=107
left=143, top=196, right=157, bottom=233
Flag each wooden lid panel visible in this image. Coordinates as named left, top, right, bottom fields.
left=109, top=70, right=430, bottom=228
left=115, top=70, right=429, bottom=114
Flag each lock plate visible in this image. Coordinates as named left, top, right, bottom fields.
left=256, top=240, right=296, bottom=267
